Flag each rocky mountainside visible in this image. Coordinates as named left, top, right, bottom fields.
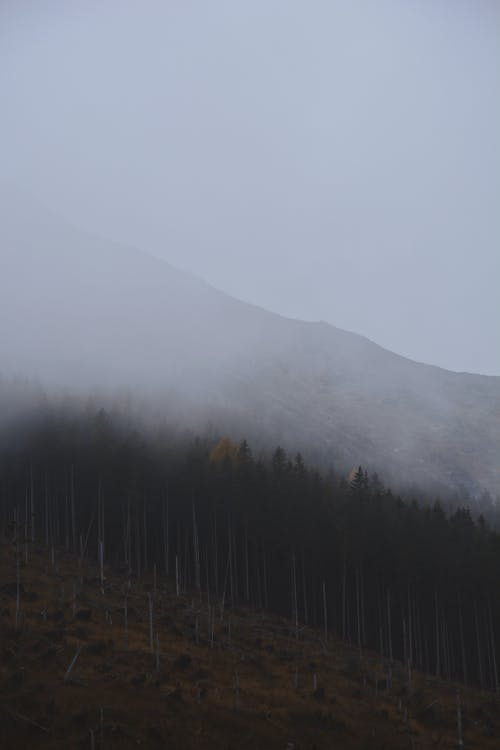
left=1, top=186, right=499, bottom=495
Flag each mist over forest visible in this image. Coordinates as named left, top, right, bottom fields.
left=1, top=187, right=499, bottom=502
left=1, top=3, right=499, bottom=747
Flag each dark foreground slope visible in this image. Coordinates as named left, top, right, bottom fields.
left=2, top=541, right=500, bottom=750
left=1, top=186, right=499, bottom=494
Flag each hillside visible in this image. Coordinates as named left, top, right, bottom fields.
left=2, top=541, right=500, bottom=749
left=1, top=186, right=499, bottom=495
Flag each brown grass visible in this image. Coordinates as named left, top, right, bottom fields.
left=1, top=541, right=499, bottom=749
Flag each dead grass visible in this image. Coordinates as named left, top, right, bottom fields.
left=1, top=540, right=499, bottom=749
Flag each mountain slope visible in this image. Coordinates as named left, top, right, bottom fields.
left=1, top=186, right=499, bottom=494
left=4, top=542, right=499, bottom=750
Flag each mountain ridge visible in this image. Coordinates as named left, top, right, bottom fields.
left=2, top=182, right=493, bottom=380
left=1, top=186, right=499, bottom=496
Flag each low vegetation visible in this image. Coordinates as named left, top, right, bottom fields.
left=2, top=540, right=500, bottom=748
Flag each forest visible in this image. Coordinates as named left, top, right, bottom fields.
left=2, top=408, right=500, bottom=695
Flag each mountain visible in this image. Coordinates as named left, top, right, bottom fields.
left=1, top=186, right=499, bottom=495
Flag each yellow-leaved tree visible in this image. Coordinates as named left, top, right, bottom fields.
left=209, top=437, right=239, bottom=465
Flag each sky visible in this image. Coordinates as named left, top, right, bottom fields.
left=1, top=0, right=499, bottom=375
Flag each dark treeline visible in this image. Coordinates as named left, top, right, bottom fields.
left=2, top=409, right=500, bottom=693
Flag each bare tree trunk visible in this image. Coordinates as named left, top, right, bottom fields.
left=262, top=542, right=268, bottom=610
left=24, top=484, right=29, bottom=565
left=45, top=476, right=49, bottom=548
left=403, top=617, right=407, bottom=666
left=192, top=503, right=200, bottom=592
left=124, top=594, right=129, bottom=648
left=360, top=566, right=366, bottom=645
left=474, top=600, right=485, bottom=691
left=244, top=525, right=250, bottom=603
left=456, top=691, right=464, bottom=749
left=205, top=544, right=211, bottom=608
left=15, top=555, right=20, bottom=629
left=228, top=523, right=234, bottom=606
left=387, top=588, right=393, bottom=687
left=435, top=588, right=441, bottom=679
left=30, top=465, right=35, bottom=544
left=407, top=583, right=413, bottom=667
left=302, top=552, right=308, bottom=626
left=148, top=593, right=154, bottom=653
left=378, top=586, right=384, bottom=660
left=98, top=539, right=104, bottom=593
left=291, top=553, right=299, bottom=638
left=123, top=499, right=131, bottom=569
left=135, top=518, right=141, bottom=580
left=143, top=504, right=148, bottom=573
left=356, top=565, right=362, bottom=657
left=443, top=616, right=451, bottom=681
left=342, top=560, right=347, bottom=642
left=64, top=492, right=70, bottom=552
left=163, top=496, right=169, bottom=577
left=64, top=646, right=82, bottom=682
left=155, top=633, right=160, bottom=672
left=322, top=580, right=328, bottom=643
left=255, top=552, right=262, bottom=610
left=220, top=551, right=230, bottom=622
left=458, top=589, right=468, bottom=688
left=70, top=465, right=76, bottom=553
left=488, top=598, right=499, bottom=695
left=213, top=517, right=219, bottom=599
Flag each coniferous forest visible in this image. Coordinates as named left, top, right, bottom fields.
left=2, top=410, right=500, bottom=696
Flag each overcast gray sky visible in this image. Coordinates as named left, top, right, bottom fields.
left=1, top=0, right=499, bottom=374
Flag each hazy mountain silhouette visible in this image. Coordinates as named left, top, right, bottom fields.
left=1, top=186, right=499, bottom=495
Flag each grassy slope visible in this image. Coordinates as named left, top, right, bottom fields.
left=1, top=541, right=499, bottom=749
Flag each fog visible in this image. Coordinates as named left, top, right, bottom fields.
left=1, top=1, right=499, bottom=374
left=1, top=184, right=499, bottom=497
